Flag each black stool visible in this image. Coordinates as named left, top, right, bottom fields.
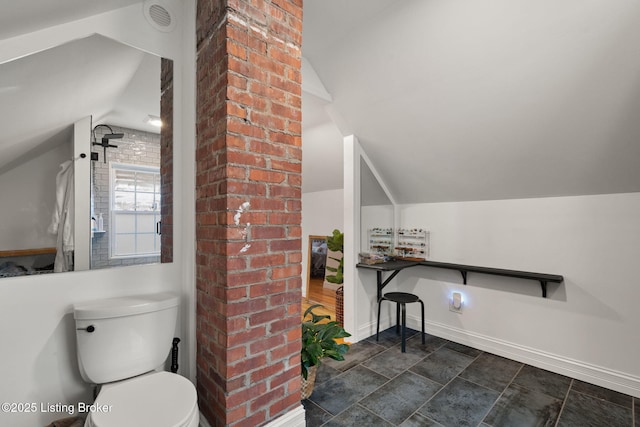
left=376, top=292, right=425, bottom=352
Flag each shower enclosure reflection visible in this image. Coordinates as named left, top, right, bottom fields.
left=90, top=125, right=163, bottom=269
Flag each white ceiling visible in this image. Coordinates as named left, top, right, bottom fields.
left=0, top=0, right=141, bottom=40
left=0, top=34, right=159, bottom=173
left=3, top=0, right=640, bottom=204
left=302, top=0, right=640, bottom=203
left=0, top=1, right=160, bottom=173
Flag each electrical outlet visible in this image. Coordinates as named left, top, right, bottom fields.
left=449, top=292, right=463, bottom=313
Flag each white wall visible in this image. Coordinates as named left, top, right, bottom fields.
left=301, top=189, right=344, bottom=297
left=0, top=142, right=70, bottom=252
left=362, top=193, right=640, bottom=397
left=360, top=205, right=394, bottom=252
left=0, top=2, right=196, bottom=426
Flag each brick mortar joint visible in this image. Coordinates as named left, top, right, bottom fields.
left=226, top=8, right=301, bottom=53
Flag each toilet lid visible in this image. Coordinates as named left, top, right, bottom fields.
left=89, top=371, right=197, bottom=427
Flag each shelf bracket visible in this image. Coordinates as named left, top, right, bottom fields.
left=540, top=281, right=548, bottom=298
left=460, top=270, right=468, bottom=285
left=377, top=269, right=402, bottom=301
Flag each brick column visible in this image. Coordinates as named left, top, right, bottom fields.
left=195, top=1, right=303, bottom=426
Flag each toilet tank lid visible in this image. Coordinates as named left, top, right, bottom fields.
left=73, top=292, right=180, bottom=320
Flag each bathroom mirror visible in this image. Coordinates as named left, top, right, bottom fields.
left=360, top=157, right=394, bottom=254
left=306, top=235, right=328, bottom=304
left=0, top=34, right=173, bottom=278
left=305, top=235, right=340, bottom=310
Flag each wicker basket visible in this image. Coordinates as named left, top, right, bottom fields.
left=300, top=364, right=318, bottom=400
left=335, top=285, right=344, bottom=327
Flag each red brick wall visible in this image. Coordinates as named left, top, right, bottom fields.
left=195, top=1, right=303, bottom=426
left=161, top=58, right=173, bottom=263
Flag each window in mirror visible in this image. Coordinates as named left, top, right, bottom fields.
left=110, top=163, right=161, bottom=259
left=91, top=126, right=162, bottom=269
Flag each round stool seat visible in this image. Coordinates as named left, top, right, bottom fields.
left=383, top=292, right=420, bottom=304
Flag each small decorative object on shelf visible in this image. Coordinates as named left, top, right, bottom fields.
left=358, top=252, right=389, bottom=265
left=395, top=228, right=430, bottom=260
left=368, top=227, right=394, bottom=255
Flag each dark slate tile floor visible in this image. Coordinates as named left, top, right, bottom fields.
left=303, top=327, right=638, bottom=427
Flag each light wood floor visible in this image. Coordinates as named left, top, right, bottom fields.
left=302, top=277, right=337, bottom=320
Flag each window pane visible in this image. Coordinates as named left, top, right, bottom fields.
left=114, top=213, right=136, bottom=233
left=136, top=172, right=156, bottom=193
left=114, top=191, right=136, bottom=211
left=114, top=170, right=136, bottom=191
left=136, top=193, right=156, bottom=211
left=137, top=234, right=157, bottom=254
left=137, top=214, right=157, bottom=233
left=114, top=234, right=136, bottom=256
left=110, top=163, right=161, bottom=259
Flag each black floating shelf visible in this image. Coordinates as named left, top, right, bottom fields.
left=356, top=259, right=563, bottom=298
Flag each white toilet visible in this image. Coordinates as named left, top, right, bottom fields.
left=73, top=292, right=199, bottom=427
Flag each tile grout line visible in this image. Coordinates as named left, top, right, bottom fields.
left=554, top=378, right=574, bottom=427
left=475, top=362, right=525, bottom=427
left=318, top=342, right=405, bottom=426
left=363, top=335, right=444, bottom=426
left=400, top=345, right=484, bottom=426
left=361, top=332, right=459, bottom=426
left=397, top=347, right=458, bottom=425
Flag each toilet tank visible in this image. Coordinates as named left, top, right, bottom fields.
left=73, top=292, right=179, bottom=384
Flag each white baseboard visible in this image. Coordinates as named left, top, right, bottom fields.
left=358, top=315, right=640, bottom=398
left=199, top=404, right=305, bottom=427
left=263, top=404, right=305, bottom=427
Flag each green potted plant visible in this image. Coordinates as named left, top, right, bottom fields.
left=300, top=304, right=350, bottom=399
left=325, top=229, right=345, bottom=326
left=325, top=229, right=344, bottom=285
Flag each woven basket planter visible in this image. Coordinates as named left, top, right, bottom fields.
left=335, top=286, right=344, bottom=327
left=300, top=364, right=318, bottom=400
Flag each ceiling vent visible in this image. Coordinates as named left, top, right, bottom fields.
left=143, top=0, right=176, bottom=32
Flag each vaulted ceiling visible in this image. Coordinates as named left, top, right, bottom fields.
left=302, top=0, right=640, bottom=203
left=2, top=0, right=640, bottom=204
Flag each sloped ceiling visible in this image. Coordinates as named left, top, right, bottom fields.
left=0, top=2, right=160, bottom=174
left=2, top=0, right=639, bottom=204
left=0, top=0, right=141, bottom=40
left=302, top=0, right=640, bottom=203
left=0, top=34, right=159, bottom=173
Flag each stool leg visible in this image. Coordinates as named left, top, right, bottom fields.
left=395, top=302, right=400, bottom=335
left=376, top=298, right=383, bottom=341
left=401, top=303, right=407, bottom=352
left=419, top=299, right=425, bottom=344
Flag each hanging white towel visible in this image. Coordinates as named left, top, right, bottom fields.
left=48, top=160, right=74, bottom=272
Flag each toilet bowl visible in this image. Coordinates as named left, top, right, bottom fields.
left=73, top=293, right=199, bottom=427
left=84, top=372, right=198, bottom=427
